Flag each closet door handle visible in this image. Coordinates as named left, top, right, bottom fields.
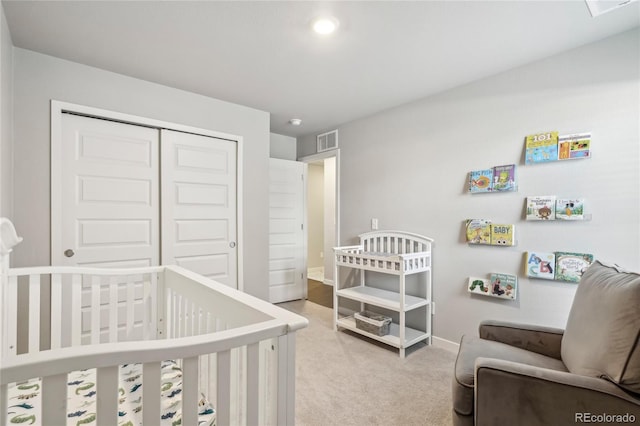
left=229, top=242, right=236, bottom=248
left=64, top=249, right=75, bottom=258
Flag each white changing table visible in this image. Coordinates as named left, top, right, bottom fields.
left=333, top=230, right=433, bottom=358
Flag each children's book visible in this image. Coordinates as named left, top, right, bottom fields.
left=526, top=196, right=556, bottom=220
left=525, top=131, right=559, bottom=164
left=465, top=219, right=492, bottom=245
left=525, top=251, right=556, bottom=280
left=468, top=277, right=490, bottom=295
left=555, top=252, right=594, bottom=283
left=488, top=273, right=517, bottom=300
left=558, top=133, right=591, bottom=160
left=469, top=169, right=494, bottom=193
left=492, top=164, right=516, bottom=192
left=490, top=224, right=515, bottom=246
left=555, top=198, right=585, bottom=220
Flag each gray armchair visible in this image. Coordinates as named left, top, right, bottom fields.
left=453, top=260, right=640, bottom=426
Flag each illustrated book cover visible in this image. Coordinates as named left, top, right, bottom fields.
left=525, top=131, right=559, bottom=164
left=558, top=133, right=591, bottom=160
left=468, top=274, right=517, bottom=300
left=555, top=252, right=594, bottom=283
left=488, top=273, right=517, bottom=299
left=465, top=219, right=492, bottom=244
left=525, top=251, right=556, bottom=280
left=555, top=198, right=585, bottom=220
left=526, top=195, right=556, bottom=220
left=468, top=277, right=490, bottom=295
left=469, top=168, right=494, bottom=193
left=490, top=224, right=515, bottom=246
left=492, top=164, right=517, bottom=192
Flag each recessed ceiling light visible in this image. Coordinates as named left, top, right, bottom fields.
left=289, top=118, right=302, bottom=126
left=312, top=17, right=339, bottom=35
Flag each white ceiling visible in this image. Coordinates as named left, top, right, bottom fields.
left=2, top=1, right=639, bottom=138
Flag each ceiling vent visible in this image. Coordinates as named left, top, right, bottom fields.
left=585, top=0, right=637, bottom=16
left=317, top=130, right=338, bottom=153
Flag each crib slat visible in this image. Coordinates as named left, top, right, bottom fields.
left=71, top=274, right=82, bottom=346
left=97, top=365, right=118, bottom=426
left=109, top=276, right=118, bottom=343
left=246, top=342, right=260, bottom=426
left=91, top=275, right=101, bottom=344
left=126, top=276, right=135, bottom=340
left=28, top=274, right=41, bottom=353
left=51, top=274, right=62, bottom=349
left=182, top=356, right=199, bottom=426
left=217, top=349, right=232, bottom=426
left=150, top=272, right=157, bottom=339
left=142, top=362, right=161, bottom=425
left=143, top=276, right=150, bottom=340
left=6, top=276, right=18, bottom=356
left=42, top=373, right=67, bottom=425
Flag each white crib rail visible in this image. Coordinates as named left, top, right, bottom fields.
left=1, top=262, right=307, bottom=426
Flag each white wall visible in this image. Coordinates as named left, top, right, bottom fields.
left=0, top=5, right=12, bottom=219
left=298, top=29, right=640, bottom=343
left=323, top=157, right=336, bottom=283
left=270, top=132, right=297, bottom=160
left=12, top=48, right=271, bottom=300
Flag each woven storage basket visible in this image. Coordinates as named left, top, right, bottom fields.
left=354, top=310, right=391, bottom=336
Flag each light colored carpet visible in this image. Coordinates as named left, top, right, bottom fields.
left=279, top=300, right=456, bottom=426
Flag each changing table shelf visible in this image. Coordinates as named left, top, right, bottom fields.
left=337, top=315, right=430, bottom=349
left=335, top=286, right=429, bottom=311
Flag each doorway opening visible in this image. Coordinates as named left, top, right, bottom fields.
left=300, top=150, right=339, bottom=309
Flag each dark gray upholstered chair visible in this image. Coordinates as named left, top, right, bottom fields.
left=452, top=260, right=640, bottom=426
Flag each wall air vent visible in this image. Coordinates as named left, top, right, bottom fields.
left=317, top=129, right=338, bottom=153
left=585, top=0, right=637, bottom=17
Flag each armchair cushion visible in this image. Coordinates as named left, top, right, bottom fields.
left=562, top=260, right=640, bottom=393
left=453, top=335, right=567, bottom=416
left=479, top=320, right=564, bottom=359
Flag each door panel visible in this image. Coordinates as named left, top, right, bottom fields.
left=161, top=130, right=238, bottom=288
left=269, top=159, right=306, bottom=303
left=58, top=114, right=160, bottom=267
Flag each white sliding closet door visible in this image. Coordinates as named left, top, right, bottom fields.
left=161, top=130, right=238, bottom=288
left=56, top=114, right=160, bottom=267
left=268, top=158, right=306, bottom=303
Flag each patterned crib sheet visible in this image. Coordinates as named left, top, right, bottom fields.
left=6, top=360, right=216, bottom=426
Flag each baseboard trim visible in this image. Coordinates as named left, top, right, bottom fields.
left=431, top=336, right=460, bottom=353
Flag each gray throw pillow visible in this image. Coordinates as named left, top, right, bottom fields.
left=561, top=260, right=640, bottom=393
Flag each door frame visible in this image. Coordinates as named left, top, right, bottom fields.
left=299, top=149, right=340, bottom=285
left=50, top=100, right=245, bottom=291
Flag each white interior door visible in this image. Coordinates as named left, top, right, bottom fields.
left=269, top=158, right=306, bottom=303
left=161, top=130, right=238, bottom=288
left=56, top=113, right=160, bottom=267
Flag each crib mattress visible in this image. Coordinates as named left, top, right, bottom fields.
left=6, top=360, right=216, bottom=426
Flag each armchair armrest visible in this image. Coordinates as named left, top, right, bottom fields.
left=475, top=357, right=640, bottom=426
left=479, top=320, right=564, bottom=360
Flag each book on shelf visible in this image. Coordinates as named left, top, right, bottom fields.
left=525, top=251, right=556, bottom=280
left=526, top=195, right=556, bottom=220
left=489, top=273, right=517, bottom=299
left=466, top=219, right=492, bottom=245
left=490, top=224, right=515, bottom=246
left=558, top=133, right=591, bottom=160
left=468, top=274, right=517, bottom=300
left=555, top=198, right=585, bottom=220
left=469, top=168, right=494, bottom=193
left=492, top=164, right=517, bottom=192
left=555, top=252, right=594, bottom=283
left=525, top=131, right=559, bottom=164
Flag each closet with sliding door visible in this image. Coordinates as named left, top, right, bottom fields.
left=52, top=109, right=239, bottom=288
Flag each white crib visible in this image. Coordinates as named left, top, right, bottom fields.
left=0, top=218, right=308, bottom=426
